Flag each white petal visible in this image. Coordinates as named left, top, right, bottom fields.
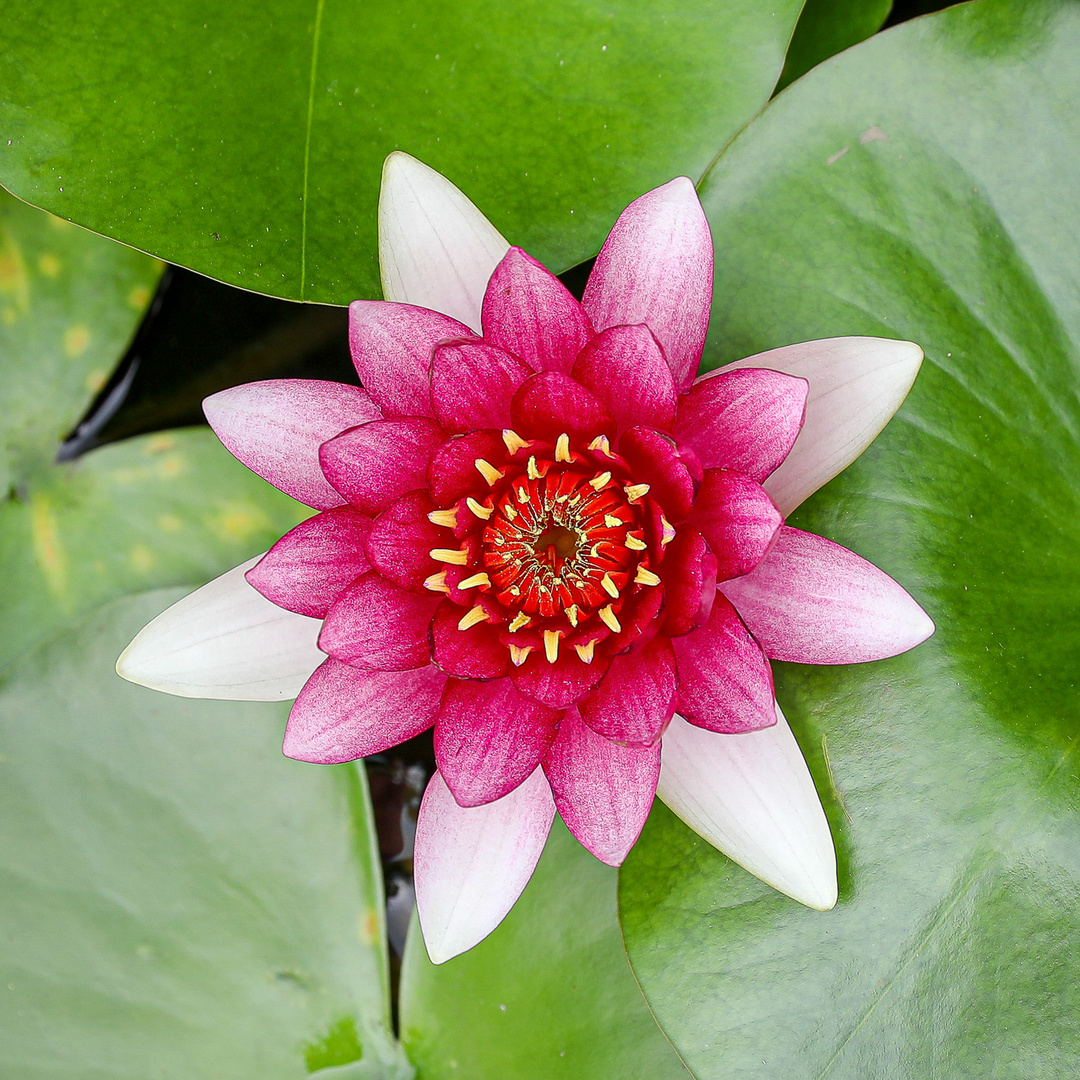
left=657, top=709, right=837, bottom=910
left=413, top=767, right=555, bottom=964
left=378, top=152, right=510, bottom=333
left=116, top=557, right=324, bottom=701
left=721, top=336, right=922, bottom=515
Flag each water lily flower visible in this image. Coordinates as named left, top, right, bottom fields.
left=118, top=153, right=933, bottom=964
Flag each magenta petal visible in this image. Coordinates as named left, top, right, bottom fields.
left=510, top=648, right=611, bottom=709
left=578, top=636, right=677, bottom=746
left=720, top=525, right=935, bottom=663
left=349, top=300, right=471, bottom=417
left=319, top=417, right=444, bottom=514
left=510, top=371, right=615, bottom=443
left=430, top=339, right=535, bottom=434
left=543, top=708, right=659, bottom=866
left=675, top=367, right=808, bottom=481
left=659, top=529, right=718, bottom=637
left=571, top=325, right=677, bottom=433
left=482, top=247, right=592, bottom=374
left=283, top=659, right=445, bottom=763
left=583, top=178, right=712, bottom=392
left=690, top=469, right=783, bottom=581
left=672, top=594, right=776, bottom=733
left=319, top=571, right=439, bottom=670
left=618, top=426, right=697, bottom=522
left=204, top=380, right=380, bottom=509
left=245, top=507, right=371, bottom=618
left=434, top=678, right=562, bottom=806
left=365, top=490, right=445, bottom=590
left=427, top=430, right=507, bottom=506
left=430, top=601, right=510, bottom=679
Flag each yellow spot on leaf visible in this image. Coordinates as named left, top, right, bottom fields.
left=157, top=514, right=183, bottom=534
left=37, top=253, right=62, bottom=279
left=156, top=454, right=186, bottom=479
left=0, top=229, right=29, bottom=312
left=128, top=284, right=151, bottom=309
left=2, top=307, right=16, bottom=326
left=30, top=495, right=69, bottom=605
left=63, top=324, right=91, bottom=359
left=147, top=434, right=177, bottom=453
left=130, top=545, right=156, bottom=574
left=205, top=503, right=268, bottom=543
left=47, top=215, right=74, bottom=232
left=359, top=909, right=378, bottom=945
left=84, top=369, right=107, bottom=393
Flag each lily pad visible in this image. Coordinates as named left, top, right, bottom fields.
left=619, top=1, right=1080, bottom=1076
left=0, top=0, right=803, bottom=303
left=775, top=0, right=892, bottom=90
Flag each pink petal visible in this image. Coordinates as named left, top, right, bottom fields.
left=659, top=529, right=717, bottom=637
left=319, top=571, right=439, bottom=670
left=672, top=594, right=775, bottom=734
left=348, top=300, right=471, bottom=417
left=510, top=371, right=615, bottom=444
left=245, top=507, right=371, bottom=618
left=720, top=526, right=935, bottom=663
left=414, top=767, right=555, bottom=963
left=618, top=426, right=697, bottom=522
left=543, top=708, right=659, bottom=866
left=510, top=648, right=611, bottom=709
left=434, top=678, right=561, bottom=806
left=427, top=429, right=507, bottom=506
left=319, top=417, right=444, bottom=514
left=578, top=636, right=677, bottom=746
left=570, top=325, right=677, bottom=433
left=720, top=337, right=923, bottom=514
left=674, top=367, right=808, bottom=481
left=379, top=152, right=509, bottom=332
left=283, top=658, right=445, bottom=763
left=430, top=601, right=510, bottom=679
left=203, top=380, right=380, bottom=509
left=689, top=469, right=783, bottom=581
left=583, top=177, right=712, bottom=392
left=430, top=339, right=535, bottom=434
left=365, top=490, right=445, bottom=590
left=481, top=247, right=592, bottom=374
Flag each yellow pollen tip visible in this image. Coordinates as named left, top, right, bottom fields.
left=543, top=629, right=561, bottom=663
left=599, top=605, right=622, bottom=633
left=634, top=566, right=661, bottom=586
left=625, top=533, right=647, bottom=551
left=427, top=508, right=458, bottom=528
left=624, top=483, right=650, bottom=501
left=601, top=572, right=619, bottom=598
left=508, top=612, right=531, bottom=633
left=502, top=428, right=529, bottom=454
left=555, top=433, right=572, bottom=462
left=457, top=605, right=489, bottom=631
left=517, top=485, right=530, bottom=504
left=465, top=496, right=493, bottom=520
left=660, top=516, right=677, bottom=545
left=423, top=571, right=450, bottom=594
left=474, top=457, right=503, bottom=485
left=574, top=640, right=597, bottom=664
left=587, top=434, right=612, bottom=455
left=527, top=455, right=541, bottom=480
left=603, top=513, right=623, bottom=528
left=504, top=504, right=518, bottom=521
left=565, top=604, right=580, bottom=627
left=509, top=643, right=533, bottom=667
left=430, top=547, right=469, bottom=565
left=589, top=471, right=612, bottom=491
left=459, top=572, right=491, bottom=589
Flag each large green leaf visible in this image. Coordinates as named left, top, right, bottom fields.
left=775, top=0, right=892, bottom=91
left=619, top=1, right=1080, bottom=1076
left=0, top=0, right=803, bottom=304
left=399, top=818, right=687, bottom=1080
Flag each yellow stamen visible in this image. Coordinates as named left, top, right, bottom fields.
left=509, top=643, right=533, bottom=667
left=587, top=434, right=612, bottom=455
left=517, top=485, right=531, bottom=504
left=465, top=497, right=493, bottom=521
left=634, top=566, right=661, bottom=586
left=543, top=629, right=561, bottom=663
left=599, top=605, right=622, bottom=633
left=555, top=433, right=572, bottom=462
left=603, top=513, right=623, bottom=528
left=457, top=605, right=489, bottom=631
left=660, top=515, right=676, bottom=545
left=625, top=533, right=647, bottom=551
left=459, top=572, right=491, bottom=589
left=624, top=483, right=650, bottom=502
left=527, top=455, right=541, bottom=480
left=508, top=585, right=521, bottom=596
left=502, top=428, right=529, bottom=454
left=601, top=572, right=619, bottom=598
left=574, top=639, right=596, bottom=664
left=427, top=507, right=458, bottom=528
left=565, top=604, right=580, bottom=627
left=504, top=504, right=518, bottom=521
left=474, top=457, right=503, bottom=485
left=589, top=471, right=612, bottom=491
left=423, top=571, right=449, bottom=594
left=508, top=612, right=531, bottom=633
left=430, top=547, right=469, bottom=565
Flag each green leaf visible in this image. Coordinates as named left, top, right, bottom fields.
left=399, top=819, right=687, bottom=1080
left=0, top=0, right=803, bottom=303
left=775, top=0, right=892, bottom=91
left=619, top=1, right=1080, bottom=1076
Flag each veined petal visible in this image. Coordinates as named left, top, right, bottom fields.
left=690, top=469, right=783, bottom=581
left=510, top=370, right=615, bottom=444
left=414, top=767, right=555, bottom=963
left=430, top=339, right=535, bottom=433
left=203, top=380, right=381, bottom=509
left=379, top=152, right=510, bottom=332
left=658, top=710, right=837, bottom=910
left=720, top=526, right=935, bottom=663
left=116, top=557, right=323, bottom=700
left=720, top=337, right=923, bottom=515
left=583, top=177, right=712, bottom=392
